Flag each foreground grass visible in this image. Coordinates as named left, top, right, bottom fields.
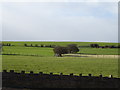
left=2, top=55, right=118, bottom=77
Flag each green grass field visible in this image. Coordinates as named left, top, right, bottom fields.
left=1, top=41, right=119, bottom=77
left=2, top=41, right=119, bottom=55
left=2, top=55, right=118, bottom=77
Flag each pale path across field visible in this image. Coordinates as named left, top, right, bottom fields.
left=64, top=54, right=120, bottom=58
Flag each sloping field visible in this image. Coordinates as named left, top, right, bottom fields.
left=2, top=44, right=119, bottom=55
left=2, top=41, right=119, bottom=78
left=2, top=55, right=118, bottom=77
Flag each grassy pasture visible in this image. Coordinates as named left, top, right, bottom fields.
left=1, top=41, right=119, bottom=77
left=2, top=46, right=119, bottom=56
left=3, top=47, right=53, bottom=57
left=2, top=41, right=119, bottom=55
left=2, top=55, right=118, bottom=77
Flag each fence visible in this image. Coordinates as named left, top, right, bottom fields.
left=2, top=70, right=120, bottom=89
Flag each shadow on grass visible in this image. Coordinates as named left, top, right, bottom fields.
left=2, top=53, right=43, bottom=57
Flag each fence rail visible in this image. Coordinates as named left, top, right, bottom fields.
left=2, top=70, right=120, bottom=88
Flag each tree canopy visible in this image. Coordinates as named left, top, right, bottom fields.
left=53, top=44, right=79, bottom=57
left=67, top=44, right=79, bottom=53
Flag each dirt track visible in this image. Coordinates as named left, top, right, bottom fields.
left=64, top=54, right=119, bottom=58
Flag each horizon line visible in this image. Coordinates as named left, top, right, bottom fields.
left=1, top=40, right=118, bottom=43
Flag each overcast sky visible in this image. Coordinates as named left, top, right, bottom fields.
left=1, top=0, right=118, bottom=42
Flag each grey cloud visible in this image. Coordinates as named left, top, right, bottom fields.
left=2, top=2, right=118, bottom=42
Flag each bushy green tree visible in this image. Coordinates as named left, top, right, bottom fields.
left=67, top=44, right=79, bottom=53
left=90, top=44, right=99, bottom=48
left=53, top=46, right=68, bottom=57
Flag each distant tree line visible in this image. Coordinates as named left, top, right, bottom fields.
left=2, top=43, right=12, bottom=46
left=90, top=44, right=120, bottom=48
left=24, top=44, right=56, bottom=48
left=24, top=43, right=120, bottom=49
left=53, top=44, right=79, bottom=57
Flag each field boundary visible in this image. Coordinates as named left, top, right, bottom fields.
left=2, top=70, right=120, bottom=88
left=2, top=53, right=120, bottom=58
